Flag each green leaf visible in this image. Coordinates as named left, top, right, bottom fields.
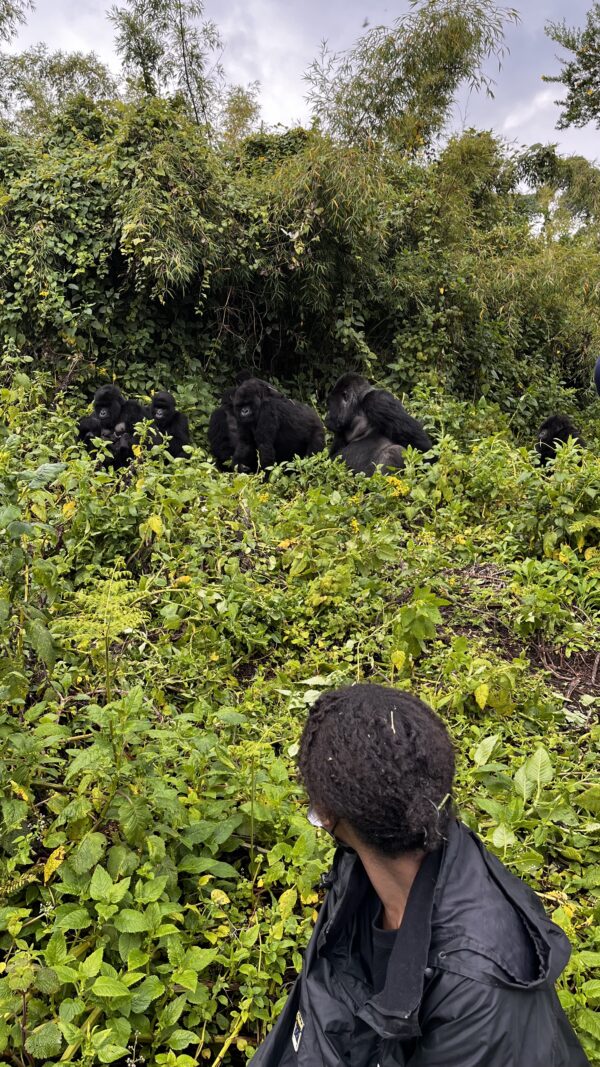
left=158, top=994, right=188, bottom=1031
left=34, top=966, right=61, bottom=994
left=576, top=951, right=600, bottom=967
left=134, top=875, right=168, bottom=902
left=130, top=975, right=165, bottom=1013
left=90, top=865, right=114, bottom=901
left=172, top=968, right=197, bottom=992
left=55, top=907, right=92, bottom=931
left=513, top=763, right=533, bottom=800
left=19, top=461, right=66, bottom=488
left=71, top=832, right=107, bottom=874
left=0, top=504, right=21, bottom=528
left=80, top=948, right=104, bottom=979
left=168, top=1029, right=198, bottom=1050
left=577, top=785, right=600, bottom=814
left=178, top=856, right=239, bottom=878
left=492, top=824, right=517, bottom=850
left=581, top=979, right=600, bottom=1000
left=25, top=618, right=57, bottom=668
left=524, top=747, right=553, bottom=794
left=113, top=908, right=150, bottom=933
left=91, top=975, right=130, bottom=998
left=472, top=734, right=499, bottom=767
left=577, top=1005, right=600, bottom=1041
left=185, top=947, right=218, bottom=973
left=25, top=1021, right=62, bottom=1058
left=97, top=1044, right=130, bottom=1064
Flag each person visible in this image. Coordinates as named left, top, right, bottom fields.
left=250, top=684, right=589, bottom=1066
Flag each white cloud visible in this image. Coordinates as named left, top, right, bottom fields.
left=502, top=88, right=556, bottom=132
left=208, top=0, right=312, bottom=126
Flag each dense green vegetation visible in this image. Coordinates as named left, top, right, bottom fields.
left=1, top=0, right=600, bottom=1063
left=1, top=371, right=600, bottom=1065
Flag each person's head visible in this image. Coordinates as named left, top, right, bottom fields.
left=298, top=684, right=455, bottom=856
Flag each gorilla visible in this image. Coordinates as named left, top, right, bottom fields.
left=78, top=385, right=147, bottom=469
left=207, top=373, right=277, bottom=471
left=537, top=415, right=586, bottom=466
left=149, top=391, right=190, bottom=458
left=92, top=384, right=146, bottom=438
left=78, top=415, right=106, bottom=454
left=77, top=414, right=132, bottom=470
left=331, top=422, right=405, bottom=476
left=208, top=387, right=244, bottom=471
left=326, top=374, right=433, bottom=458
left=232, top=378, right=325, bottom=473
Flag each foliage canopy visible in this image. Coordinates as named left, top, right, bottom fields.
left=544, top=3, right=600, bottom=130
left=306, top=0, right=519, bottom=149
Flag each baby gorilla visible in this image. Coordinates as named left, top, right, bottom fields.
left=233, top=378, right=325, bottom=474
left=149, top=391, right=190, bottom=458
left=537, top=415, right=586, bottom=466
left=326, top=374, right=432, bottom=462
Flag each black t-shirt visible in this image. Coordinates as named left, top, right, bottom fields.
left=351, top=849, right=443, bottom=996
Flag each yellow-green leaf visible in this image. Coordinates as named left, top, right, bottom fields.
left=44, top=846, right=66, bottom=884
left=474, top=683, right=489, bottom=710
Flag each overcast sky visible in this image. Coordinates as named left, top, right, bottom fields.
left=10, top=0, right=600, bottom=160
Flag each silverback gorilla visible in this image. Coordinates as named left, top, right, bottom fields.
left=149, top=391, right=190, bottom=458
left=232, top=378, right=325, bottom=473
left=537, top=415, right=586, bottom=466
left=326, top=373, right=432, bottom=474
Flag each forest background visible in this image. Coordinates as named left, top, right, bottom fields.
left=1, top=0, right=600, bottom=1064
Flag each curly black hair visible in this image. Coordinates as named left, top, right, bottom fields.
left=298, top=684, right=455, bottom=856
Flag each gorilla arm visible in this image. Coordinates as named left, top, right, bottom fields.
left=362, top=391, right=432, bottom=453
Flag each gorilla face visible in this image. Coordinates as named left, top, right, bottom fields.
left=94, top=385, right=125, bottom=430
left=151, top=391, right=175, bottom=427
left=325, top=374, right=370, bottom=433
left=234, top=380, right=264, bottom=426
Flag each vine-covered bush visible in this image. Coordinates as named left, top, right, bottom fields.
left=0, top=98, right=599, bottom=413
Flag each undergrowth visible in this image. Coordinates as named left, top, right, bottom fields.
left=1, top=367, right=600, bottom=1065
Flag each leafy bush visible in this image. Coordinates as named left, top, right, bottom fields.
left=0, top=100, right=599, bottom=412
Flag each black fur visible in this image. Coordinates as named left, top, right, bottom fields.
left=208, top=387, right=243, bottom=470
left=331, top=421, right=405, bottom=476
left=78, top=385, right=146, bottom=468
left=537, top=415, right=586, bottom=466
left=150, top=390, right=190, bottom=458
left=92, top=385, right=146, bottom=436
left=232, top=378, right=325, bottom=473
left=207, top=373, right=275, bottom=471
left=78, top=415, right=105, bottom=453
left=326, top=373, right=432, bottom=454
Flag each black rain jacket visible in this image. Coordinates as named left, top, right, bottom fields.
left=251, top=821, right=589, bottom=1066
